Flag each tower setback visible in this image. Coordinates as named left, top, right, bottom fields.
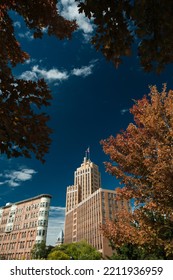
left=64, top=156, right=130, bottom=257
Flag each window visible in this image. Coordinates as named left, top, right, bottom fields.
left=37, top=230, right=42, bottom=236
left=37, top=229, right=45, bottom=236
left=19, top=241, right=25, bottom=249
left=38, top=220, right=43, bottom=226
left=22, top=232, right=26, bottom=238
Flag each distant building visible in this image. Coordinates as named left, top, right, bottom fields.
left=55, top=229, right=64, bottom=246
left=0, top=194, right=51, bottom=260
left=64, top=155, right=130, bottom=257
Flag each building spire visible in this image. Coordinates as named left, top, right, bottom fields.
left=85, top=147, right=90, bottom=160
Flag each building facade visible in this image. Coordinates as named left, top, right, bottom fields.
left=66, top=156, right=101, bottom=213
left=64, top=157, right=130, bottom=257
left=0, top=194, right=51, bottom=260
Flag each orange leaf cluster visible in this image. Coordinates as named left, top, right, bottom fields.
left=101, top=85, right=173, bottom=257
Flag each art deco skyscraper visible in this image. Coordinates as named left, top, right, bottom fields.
left=66, top=155, right=101, bottom=212
left=64, top=153, right=130, bottom=257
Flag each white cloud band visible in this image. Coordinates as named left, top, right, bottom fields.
left=0, top=168, right=37, bottom=187
left=19, top=61, right=97, bottom=83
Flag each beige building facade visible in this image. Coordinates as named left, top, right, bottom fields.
left=66, top=156, right=101, bottom=213
left=64, top=157, right=130, bottom=257
left=0, top=194, right=51, bottom=260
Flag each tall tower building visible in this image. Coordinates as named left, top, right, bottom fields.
left=74, top=156, right=101, bottom=200
left=66, top=155, right=101, bottom=212
left=64, top=155, right=130, bottom=257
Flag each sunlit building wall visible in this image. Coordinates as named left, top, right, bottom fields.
left=64, top=157, right=130, bottom=257
left=0, top=194, right=51, bottom=260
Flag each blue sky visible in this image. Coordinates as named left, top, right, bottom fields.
left=0, top=1, right=173, bottom=245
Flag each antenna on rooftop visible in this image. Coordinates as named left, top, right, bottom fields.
left=85, top=147, right=90, bottom=160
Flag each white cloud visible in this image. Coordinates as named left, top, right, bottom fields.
left=32, top=65, right=69, bottom=82
left=14, top=21, right=21, bottom=29
left=18, top=31, right=33, bottom=41
left=19, top=66, right=69, bottom=83
left=8, top=181, right=20, bottom=187
left=71, top=64, right=94, bottom=77
left=59, top=0, right=94, bottom=34
left=19, top=70, right=37, bottom=81
left=24, top=58, right=37, bottom=65
left=120, top=108, right=129, bottom=115
left=19, top=61, right=97, bottom=83
left=46, top=206, right=66, bottom=246
left=0, top=168, right=37, bottom=187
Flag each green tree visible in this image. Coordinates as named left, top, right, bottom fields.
left=31, top=241, right=54, bottom=259
left=0, top=1, right=77, bottom=162
left=110, top=243, right=166, bottom=260
left=47, top=250, right=70, bottom=260
left=77, top=0, right=173, bottom=73
left=48, top=241, right=102, bottom=260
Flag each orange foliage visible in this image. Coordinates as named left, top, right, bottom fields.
left=101, top=85, right=173, bottom=256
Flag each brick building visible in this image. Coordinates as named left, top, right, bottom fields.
left=0, top=194, right=51, bottom=259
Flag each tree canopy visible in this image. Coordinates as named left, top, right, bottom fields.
left=0, top=1, right=77, bottom=162
left=2, top=1, right=173, bottom=162
left=31, top=241, right=54, bottom=259
left=77, top=0, right=173, bottom=72
left=101, top=84, right=173, bottom=259
left=47, top=241, right=102, bottom=260
left=47, top=250, right=70, bottom=260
